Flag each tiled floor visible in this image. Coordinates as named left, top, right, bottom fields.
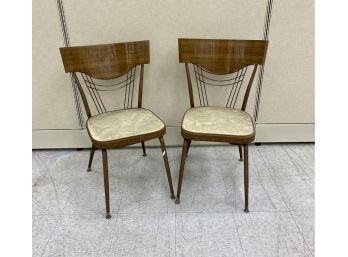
left=32, top=143, right=314, bottom=257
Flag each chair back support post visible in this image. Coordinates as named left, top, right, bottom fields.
left=72, top=72, right=92, bottom=118
left=185, top=63, right=195, bottom=108
left=241, top=64, right=258, bottom=111
left=138, top=64, right=144, bottom=108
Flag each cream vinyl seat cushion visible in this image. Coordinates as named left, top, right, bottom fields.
left=87, top=108, right=165, bottom=143
left=182, top=106, right=254, bottom=137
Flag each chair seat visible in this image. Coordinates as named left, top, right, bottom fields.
left=86, top=108, right=165, bottom=148
left=181, top=106, right=255, bottom=144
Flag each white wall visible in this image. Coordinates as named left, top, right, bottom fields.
left=32, top=0, right=314, bottom=148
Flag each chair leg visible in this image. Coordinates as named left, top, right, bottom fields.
left=102, top=149, right=111, bottom=219
left=238, top=145, right=243, bottom=161
left=159, top=137, right=175, bottom=199
left=175, top=139, right=189, bottom=204
left=185, top=140, right=191, bottom=158
left=141, top=141, right=147, bottom=156
left=243, top=144, right=249, bottom=213
left=87, top=145, right=96, bottom=172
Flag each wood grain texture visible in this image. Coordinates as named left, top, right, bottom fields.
left=179, top=38, right=268, bottom=74
left=60, top=40, right=150, bottom=79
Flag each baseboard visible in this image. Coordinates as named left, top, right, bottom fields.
left=254, top=123, right=314, bottom=143
left=32, top=124, right=314, bottom=149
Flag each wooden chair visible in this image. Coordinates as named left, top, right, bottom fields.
left=175, top=38, right=268, bottom=212
left=59, top=40, right=175, bottom=219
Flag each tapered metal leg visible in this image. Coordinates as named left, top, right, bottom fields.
left=238, top=145, right=243, bottom=161
left=243, top=144, right=249, bottom=213
left=102, top=149, right=111, bottom=219
left=87, top=145, right=96, bottom=171
left=186, top=140, right=191, bottom=157
left=141, top=141, right=147, bottom=156
left=159, top=137, right=175, bottom=199
left=175, top=139, right=189, bottom=204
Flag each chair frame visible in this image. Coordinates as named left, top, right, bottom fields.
left=176, top=38, right=268, bottom=212
left=60, top=40, right=175, bottom=219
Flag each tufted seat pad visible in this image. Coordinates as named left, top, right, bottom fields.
left=86, top=108, right=165, bottom=148
left=181, top=106, right=255, bottom=144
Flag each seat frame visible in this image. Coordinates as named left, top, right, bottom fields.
left=60, top=40, right=175, bottom=219
left=175, top=38, right=268, bottom=213
left=181, top=107, right=256, bottom=145
left=86, top=108, right=166, bottom=149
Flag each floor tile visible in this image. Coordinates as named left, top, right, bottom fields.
left=274, top=176, right=315, bottom=211
left=46, top=149, right=135, bottom=216
left=48, top=151, right=91, bottom=183
left=32, top=215, right=59, bottom=257
left=257, top=144, right=302, bottom=176
left=234, top=212, right=312, bottom=257
left=61, top=174, right=126, bottom=216
left=32, top=153, right=49, bottom=182
left=175, top=213, right=244, bottom=257
left=127, top=147, right=169, bottom=179
left=109, top=213, right=173, bottom=257
left=216, top=145, right=271, bottom=177
left=33, top=152, right=93, bottom=216
left=32, top=144, right=315, bottom=257
left=173, top=175, right=234, bottom=213
left=215, top=145, right=245, bottom=177
left=291, top=210, right=315, bottom=255
left=100, top=148, right=140, bottom=178
left=167, top=146, right=182, bottom=177
left=118, top=176, right=168, bottom=214
left=42, top=215, right=116, bottom=257
left=32, top=175, right=66, bottom=215
left=283, top=144, right=315, bottom=175
left=168, top=212, right=176, bottom=257
left=223, top=176, right=288, bottom=212
left=50, top=149, right=132, bottom=181
left=175, top=146, right=222, bottom=178
left=33, top=150, right=73, bottom=169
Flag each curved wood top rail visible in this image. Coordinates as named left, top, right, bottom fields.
left=178, top=38, right=268, bottom=74
left=60, top=40, right=150, bottom=79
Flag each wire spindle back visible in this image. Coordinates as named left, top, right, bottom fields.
left=79, top=66, right=137, bottom=114
left=192, top=64, right=248, bottom=108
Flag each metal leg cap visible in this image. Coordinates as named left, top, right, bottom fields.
left=244, top=209, right=249, bottom=213
left=170, top=193, right=175, bottom=199
left=86, top=168, right=91, bottom=172
left=175, top=198, right=180, bottom=204
left=105, top=213, right=111, bottom=219
left=239, top=158, right=243, bottom=162
left=143, top=153, right=147, bottom=157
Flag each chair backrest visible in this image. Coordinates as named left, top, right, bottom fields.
left=60, top=40, right=150, bottom=118
left=178, top=38, right=268, bottom=110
